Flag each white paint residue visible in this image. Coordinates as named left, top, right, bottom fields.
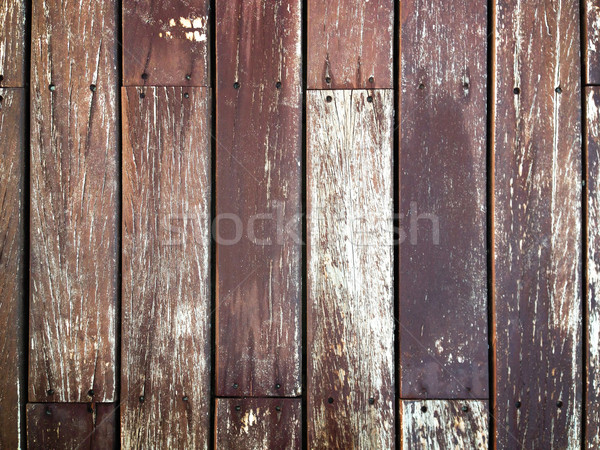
left=240, top=408, right=259, bottom=434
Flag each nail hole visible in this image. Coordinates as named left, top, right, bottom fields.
left=185, top=74, right=191, bottom=81
left=235, top=405, right=241, bottom=411
left=184, top=92, right=189, bottom=99
left=327, top=397, right=334, bottom=404
left=45, top=407, right=52, bottom=416
left=557, top=401, right=563, bottom=408
left=276, top=81, right=282, bottom=89
left=90, top=84, right=97, bottom=92
left=232, top=383, right=239, bottom=389
left=326, top=95, right=332, bottom=103
left=368, top=397, right=375, bottom=405
left=139, top=395, right=145, bottom=403
left=182, top=396, right=189, bottom=402
left=418, top=83, right=425, bottom=90
left=139, top=92, right=145, bottom=99
left=368, top=76, right=374, bottom=84
left=367, top=96, right=373, bottom=103
left=513, top=87, right=520, bottom=95
left=88, top=389, right=94, bottom=397
left=421, top=405, right=428, bottom=412
left=275, top=405, right=281, bottom=412
left=515, top=401, right=521, bottom=409
left=325, top=77, right=331, bottom=84
left=49, top=84, right=56, bottom=92
left=462, top=405, right=469, bottom=412
left=47, top=389, right=54, bottom=396
left=555, top=86, right=562, bottom=94
left=233, top=82, right=240, bottom=89
left=141, top=73, right=149, bottom=80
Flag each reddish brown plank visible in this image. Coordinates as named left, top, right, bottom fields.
left=123, top=0, right=209, bottom=87
left=29, top=0, right=119, bottom=402
left=307, top=90, right=395, bottom=448
left=0, top=0, right=25, bottom=87
left=215, top=398, right=301, bottom=449
left=215, top=0, right=302, bottom=397
left=494, top=0, right=582, bottom=447
left=93, top=403, right=117, bottom=450
left=399, top=0, right=488, bottom=398
left=307, top=0, right=393, bottom=89
left=0, top=88, right=25, bottom=449
left=121, top=87, right=211, bottom=448
left=587, top=86, right=600, bottom=448
left=585, top=0, right=600, bottom=85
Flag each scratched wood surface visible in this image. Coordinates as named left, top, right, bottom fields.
left=121, top=87, right=211, bottom=448
left=494, top=0, right=583, bottom=447
left=401, top=400, right=488, bottom=449
left=215, top=398, right=301, bottom=449
left=0, top=88, right=25, bottom=450
left=585, top=0, right=600, bottom=84
left=0, top=0, right=25, bottom=87
left=29, top=0, right=119, bottom=403
left=399, top=0, right=488, bottom=399
left=123, top=0, right=209, bottom=87
left=307, top=90, right=395, bottom=448
left=307, top=0, right=394, bottom=89
left=215, top=0, right=302, bottom=397
left=587, top=86, right=600, bottom=448
left=27, top=403, right=116, bottom=449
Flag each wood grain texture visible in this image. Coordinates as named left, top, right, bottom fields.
left=121, top=87, right=211, bottom=449
left=307, top=0, right=394, bottom=89
left=0, top=0, right=25, bottom=87
left=307, top=90, right=395, bottom=448
left=215, top=398, right=301, bottom=449
left=494, top=0, right=583, bottom=447
left=27, top=403, right=116, bottom=449
left=123, top=0, right=209, bottom=87
left=401, top=400, right=488, bottom=449
left=215, top=0, right=302, bottom=397
left=585, top=0, right=600, bottom=84
left=587, top=86, right=600, bottom=449
left=29, top=0, right=119, bottom=403
left=400, top=0, right=488, bottom=398
left=0, top=88, right=25, bottom=450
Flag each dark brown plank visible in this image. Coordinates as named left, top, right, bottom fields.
left=401, top=400, right=488, bottom=448
left=215, top=0, right=302, bottom=397
left=215, top=398, right=301, bottom=449
left=585, top=0, right=600, bottom=85
left=27, top=403, right=117, bottom=449
left=29, top=0, right=119, bottom=402
left=307, top=0, right=393, bottom=89
left=123, top=0, right=209, bottom=87
left=0, top=0, right=25, bottom=87
left=0, top=88, right=25, bottom=449
left=494, top=0, right=582, bottom=447
left=587, top=86, right=600, bottom=448
left=307, top=90, right=395, bottom=448
left=121, top=87, right=211, bottom=448
left=399, top=0, right=488, bottom=398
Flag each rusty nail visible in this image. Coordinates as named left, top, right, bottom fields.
left=186, top=74, right=191, bottom=81
left=184, top=92, right=189, bottom=99
left=557, top=401, right=563, bottom=408
left=276, top=81, right=282, bottom=89
left=45, top=407, right=52, bottom=416
left=88, top=389, right=94, bottom=397
left=90, top=84, right=97, bottom=92
left=515, top=401, right=521, bottom=409
left=514, top=87, right=520, bottom=95
left=49, top=84, right=56, bottom=91
left=183, top=396, right=189, bottom=402
left=555, top=86, right=562, bottom=94
left=47, top=389, right=54, bottom=395
left=326, top=95, right=333, bottom=103
left=367, top=96, right=373, bottom=103
left=276, top=405, right=281, bottom=411
left=139, top=92, right=145, bottom=99
left=325, top=76, right=331, bottom=84
left=141, top=73, right=149, bottom=80
left=462, top=405, right=469, bottom=412
left=421, top=405, right=428, bottom=412
left=327, top=397, right=334, bottom=404
left=368, top=398, right=375, bottom=405
left=368, top=76, right=374, bottom=83
left=235, top=405, right=241, bottom=411
left=139, top=395, right=145, bottom=403
left=233, top=82, right=240, bottom=89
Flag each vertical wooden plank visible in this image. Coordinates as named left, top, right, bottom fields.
left=215, top=398, right=301, bottom=449
left=401, top=400, right=488, bottom=449
left=0, top=88, right=25, bottom=449
left=307, top=90, right=395, bottom=448
left=215, top=0, right=302, bottom=397
left=92, top=404, right=117, bottom=449
left=122, top=0, right=209, bottom=87
left=29, top=0, right=119, bottom=402
left=0, top=0, right=25, bottom=87
left=494, top=0, right=582, bottom=448
left=585, top=0, right=600, bottom=85
left=399, top=0, right=488, bottom=398
left=587, top=86, right=600, bottom=448
left=121, top=86, right=211, bottom=448
left=307, top=0, right=394, bottom=89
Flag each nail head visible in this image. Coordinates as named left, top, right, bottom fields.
left=88, top=389, right=94, bottom=397
left=325, top=77, right=331, bottom=84
left=186, top=74, right=191, bottom=81
left=139, top=92, right=145, bottom=99
left=233, top=383, right=239, bottom=389
left=47, top=389, right=54, bottom=395
left=367, top=96, right=373, bottom=103
left=555, top=86, right=562, bottom=94
left=462, top=405, right=469, bottom=412
left=368, top=397, right=375, bottom=405
left=327, top=397, right=334, bottom=404
left=235, top=405, right=241, bottom=411
left=418, top=83, right=425, bottom=90
left=233, top=82, right=240, bottom=89
left=421, top=405, right=428, bottom=412
left=368, top=76, right=374, bottom=83
left=49, top=84, right=56, bottom=91
left=514, top=87, right=520, bottom=95
left=276, top=405, right=281, bottom=411
left=141, top=73, right=149, bottom=80
left=276, top=81, right=282, bottom=89
left=557, top=401, right=563, bottom=408
left=326, top=95, right=333, bottom=103
left=45, top=407, right=52, bottom=416
left=515, top=401, right=521, bottom=409
left=139, top=395, right=145, bottom=403
left=183, top=396, right=189, bottom=402
left=184, top=92, right=189, bottom=99
left=90, top=84, right=97, bottom=92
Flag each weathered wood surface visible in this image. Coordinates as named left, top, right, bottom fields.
left=121, top=87, right=211, bottom=448
left=307, top=0, right=393, bottom=89
left=585, top=0, right=600, bottom=85
left=0, top=0, right=25, bottom=87
left=93, top=403, right=117, bottom=449
left=307, top=90, right=395, bottom=448
left=215, top=0, right=302, bottom=397
left=494, top=0, right=582, bottom=447
left=0, top=88, right=25, bottom=450
left=401, top=400, right=488, bottom=449
left=587, top=86, right=600, bottom=449
left=123, top=0, right=209, bottom=87
left=29, top=0, right=119, bottom=403
left=215, top=398, right=301, bottom=449
left=27, top=403, right=116, bottom=449
left=399, top=0, right=488, bottom=398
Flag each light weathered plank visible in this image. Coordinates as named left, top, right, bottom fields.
left=399, top=0, right=488, bottom=398
left=307, top=0, right=394, bottom=89
left=401, top=400, right=488, bottom=449
left=307, top=90, right=395, bottom=448
left=30, top=0, right=119, bottom=403
left=585, top=0, right=600, bottom=85
left=0, top=0, right=25, bottom=87
left=587, top=86, right=600, bottom=449
left=215, top=0, right=302, bottom=397
left=215, top=398, right=301, bottom=449
left=121, top=87, right=211, bottom=449
left=494, top=0, right=583, bottom=447
left=0, top=88, right=25, bottom=449
left=123, top=0, right=209, bottom=87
